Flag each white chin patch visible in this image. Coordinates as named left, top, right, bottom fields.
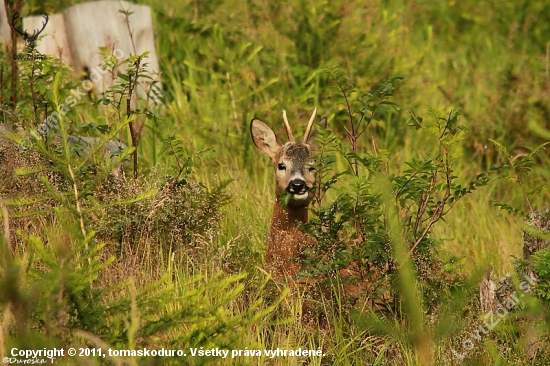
left=293, top=192, right=309, bottom=200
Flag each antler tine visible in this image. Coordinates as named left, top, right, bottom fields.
left=11, top=10, right=27, bottom=38
left=27, top=13, right=49, bottom=43
left=282, top=110, right=295, bottom=142
left=302, top=107, right=317, bottom=143
left=38, top=13, right=49, bottom=33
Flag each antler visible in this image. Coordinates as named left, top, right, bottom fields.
left=302, top=107, right=317, bottom=143
left=10, top=11, right=48, bottom=44
left=26, top=13, right=49, bottom=43
left=11, top=10, right=28, bottom=39
left=282, top=110, right=295, bottom=142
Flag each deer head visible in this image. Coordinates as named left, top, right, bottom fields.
left=250, top=108, right=327, bottom=207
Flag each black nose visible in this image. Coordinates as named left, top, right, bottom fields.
left=288, top=179, right=306, bottom=193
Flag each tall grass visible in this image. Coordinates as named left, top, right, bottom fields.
left=1, top=0, right=549, bottom=364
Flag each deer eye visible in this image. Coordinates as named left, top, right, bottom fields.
left=308, top=166, right=316, bottom=172
left=278, top=164, right=286, bottom=171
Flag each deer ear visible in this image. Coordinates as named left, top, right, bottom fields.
left=305, top=117, right=328, bottom=143
left=250, top=119, right=282, bottom=159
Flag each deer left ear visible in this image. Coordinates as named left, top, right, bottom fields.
left=305, top=117, right=328, bottom=144
left=250, top=118, right=282, bottom=160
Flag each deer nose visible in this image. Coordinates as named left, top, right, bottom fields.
left=288, top=179, right=306, bottom=194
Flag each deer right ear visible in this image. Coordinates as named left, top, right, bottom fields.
left=250, top=119, right=282, bottom=159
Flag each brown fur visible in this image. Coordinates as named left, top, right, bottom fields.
left=266, top=197, right=315, bottom=280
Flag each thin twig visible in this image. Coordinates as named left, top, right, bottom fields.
left=127, top=56, right=142, bottom=180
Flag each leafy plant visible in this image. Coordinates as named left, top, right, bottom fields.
left=489, top=139, right=550, bottom=216
left=532, top=248, right=550, bottom=300
left=97, top=47, right=162, bottom=179
left=0, top=38, right=272, bottom=366
left=303, top=69, right=493, bottom=322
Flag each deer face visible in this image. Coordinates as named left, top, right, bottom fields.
left=250, top=109, right=326, bottom=206
left=273, top=142, right=315, bottom=203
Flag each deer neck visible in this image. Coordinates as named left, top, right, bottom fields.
left=266, top=197, right=310, bottom=280
left=271, top=198, right=309, bottom=230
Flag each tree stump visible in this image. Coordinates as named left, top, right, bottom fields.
left=479, top=268, right=496, bottom=313
left=478, top=208, right=550, bottom=359
left=523, top=208, right=550, bottom=261
left=522, top=207, right=550, bottom=359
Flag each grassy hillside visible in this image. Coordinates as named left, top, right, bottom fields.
left=2, top=0, right=550, bottom=365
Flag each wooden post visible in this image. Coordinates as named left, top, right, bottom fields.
left=16, top=1, right=161, bottom=97
left=63, top=0, right=161, bottom=96
left=23, top=14, right=72, bottom=64
left=0, top=1, right=10, bottom=45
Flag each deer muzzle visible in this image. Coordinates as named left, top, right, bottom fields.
left=287, top=179, right=309, bottom=198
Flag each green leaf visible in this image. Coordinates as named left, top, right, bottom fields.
left=488, top=139, right=512, bottom=161
left=526, top=141, right=550, bottom=159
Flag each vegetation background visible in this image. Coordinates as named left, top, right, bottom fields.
left=1, top=0, right=550, bottom=365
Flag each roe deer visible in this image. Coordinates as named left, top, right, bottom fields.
left=250, top=108, right=326, bottom=281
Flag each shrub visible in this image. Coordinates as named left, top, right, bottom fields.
left=302, top=68, right=491, bottom=317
